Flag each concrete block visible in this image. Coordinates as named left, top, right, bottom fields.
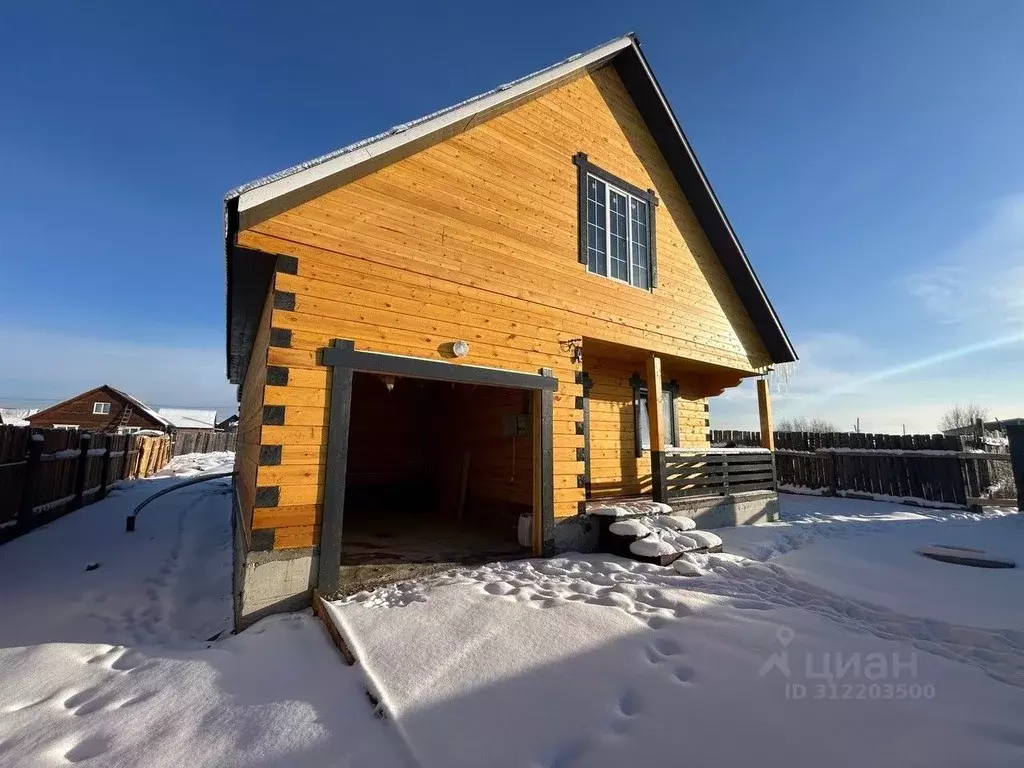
left=669, top=491, right=778, bottom=528
left=552, top=514, right=599, bottom=554
left=233, top=518, right=318, bottom=631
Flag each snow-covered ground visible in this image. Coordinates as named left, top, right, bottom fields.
left=2, top=466, right=1023, bottom=767
left=328, top=495, right=1024, bottom=768
left=0, top=453, right=408, bottom=768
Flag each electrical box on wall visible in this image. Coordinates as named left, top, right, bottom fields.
left=502, top=413, right=531, bottom=437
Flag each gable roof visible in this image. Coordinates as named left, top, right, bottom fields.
left=224, top=33, right=796, bottom=381
left=26, top=385, right=172, bottom=428
left=157, top=408, right=218, bottom=429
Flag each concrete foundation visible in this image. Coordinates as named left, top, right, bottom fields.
left=232, top=501, right=318, bottom=631
left=552, top=514, right=600, bottom=553
left=668, top=490, right=779, bottom=528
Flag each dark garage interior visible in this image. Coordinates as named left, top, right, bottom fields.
left=338, top=372, right=535, bottom=593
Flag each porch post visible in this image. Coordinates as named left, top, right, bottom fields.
left=757, top=378, right=775, bottom=450
left=645, top=355, right=667, bottom=503
left=318, top=339, right=355, bottom=597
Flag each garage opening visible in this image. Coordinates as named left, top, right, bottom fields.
left=339, top=372, right=535, bottom=593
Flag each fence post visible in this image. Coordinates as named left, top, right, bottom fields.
left=98, top=438, right=113, bottom=500
left=829, top=450, right=838, bottom=497
left=18, top=435, right=43, bottom=529
left=72, top=433, right=93, bottom=510
left=1006, top=424, right=1024, bottom=512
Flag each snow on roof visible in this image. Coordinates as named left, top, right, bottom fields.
left=0, top=408, right=39, bottom=426
left=108, top=387, right=173, bottom=428
left=157, top=408, right=218, bottom=430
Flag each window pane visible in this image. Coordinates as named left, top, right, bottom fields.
left=638, top=389, right=676, bottom=450
left=662, top=392, right=674, bottom=447
left=638, top=392, right=651, bottom=450
left=608, top=190, right=629, bottom=281
left=585, top=176, right=606, bottom=275
left=630, top=198, right=650, bottom=289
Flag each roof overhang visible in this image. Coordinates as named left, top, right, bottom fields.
left=224, top=33, right=796, bottom=382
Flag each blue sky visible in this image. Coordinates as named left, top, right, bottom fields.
left=2, top=1, right=1022, bottom=430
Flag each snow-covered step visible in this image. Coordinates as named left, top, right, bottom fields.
left=602, top=514, right=723, bottom=566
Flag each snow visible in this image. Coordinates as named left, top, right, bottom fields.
left=327, top=494, right=1024, bottom=767
left=154, top=451, right=235, bottom=478
left=0, top=452, right=409, bottom=768
left=587, top=500, right=673, bottom=517
left=5, top=463, right=1024, bottom=767
left=629, top=535, right=676, bottom=556
left=608, top=518, right=651, bottom=537
left=156, top=408, right=218, bottom=430
left=656, top=513, right=696, bottom=531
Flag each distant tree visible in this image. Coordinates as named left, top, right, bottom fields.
left=777, top=416, right=837, bottom=433
left=939, top=403, right=988, bottom=433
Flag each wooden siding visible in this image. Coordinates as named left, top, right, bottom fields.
left=26, top=386, right=165, bottom=432
left=236, top=63, right=764, bottom=545
left=234, top=285, right=275, bottom=544
left=586, top=352, right=709, bottom=500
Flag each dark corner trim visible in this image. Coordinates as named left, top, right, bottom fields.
left=318, top=339, right=356, bottom=596
left=576, top=447, right=586, bottom=462
left=580, top=371, right=594, bottom=396
left=269, top=328, right=292, bottom=348
left=574, top=396, right=585, bottom=410
left=273, top=291, right=296, bottom=311
left=254, top=486, right=280, bottom=508
left=250, top=528, right=275, bottom=552
left=275, top=255, right=299, bottom=275
left=539, top=368, right=555, bottom=556
left=576, top=474, right=586, bottom=488
left=266, top=366, right=289, bottom=386
left=262, top=405, right=286, bottom=426
left=321, top=339, right=558, bottom=391
left=259, top=445, right=283, bottom=465
left=575, top=421, right=585, bottom=435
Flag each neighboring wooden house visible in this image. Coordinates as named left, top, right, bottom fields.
left=25, top=385, right=170, bottom=434
left=216, top=414, right=239, bottom=432
left=224, top=34, right=796, bottom=627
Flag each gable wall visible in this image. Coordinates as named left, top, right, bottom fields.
left=26, top=388, right=165, bottom=432
left=235, top=65, right=769, bottom=544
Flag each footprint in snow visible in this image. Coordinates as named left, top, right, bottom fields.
left=671, top=664, right=696, bottom=683
left=63, top=734, right=112, bottom=763
left=616, top=690, right=642, bottom=717
left=650, top=636, right=683, bottom=658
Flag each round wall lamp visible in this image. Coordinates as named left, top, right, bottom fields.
left=452, top=340, right=470, bottom=358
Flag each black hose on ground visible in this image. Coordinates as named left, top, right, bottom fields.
left=125, top=471, right=235, bottom=532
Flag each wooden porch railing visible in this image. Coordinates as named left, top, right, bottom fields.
left=663, top=449, right=777, bottom=499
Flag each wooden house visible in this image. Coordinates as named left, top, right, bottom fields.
left=224, top=34, right=796, bottom=627
left=25, top=385, right=171, bottom=434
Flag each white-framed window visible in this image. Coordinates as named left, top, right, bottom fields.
left=118, top=426, right=141, bottom=435
left=585, top=173, right=652, bottom=290
left=53, top=424, right=79, bottom=430
left=93, top=402, right=111, bottom=415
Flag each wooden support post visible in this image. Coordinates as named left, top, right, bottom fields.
left=318, top=340, right=355, bottom=597
left=18, top=436, right=43, bottom=529
left=72, top=433, right=92, bottom=510
left=646, top=355, right=667, bottom=504
left=1006, top=424, right=1024, bottom=512
left=757, top=378, right=775, bottom=451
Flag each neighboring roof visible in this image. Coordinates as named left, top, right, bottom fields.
left=216, top=414, right=239, bottom=428
left=224, top=32, right=797, bottom=380
left=26, top=386, right=172, bottom=428
left=157, top=408, right=218, bottom=430
left=0, top=408, right=39, bottom=426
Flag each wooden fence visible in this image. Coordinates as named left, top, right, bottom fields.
left=0, top=425, right=171, bottom=542
left=710, top=430, right=1016, bottom=508
left=171, top=430, right=236, bottom=457
left=665, top=449, right=776, bottom=499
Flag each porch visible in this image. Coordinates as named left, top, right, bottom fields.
left=579, top=337, right=780, bottom=528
